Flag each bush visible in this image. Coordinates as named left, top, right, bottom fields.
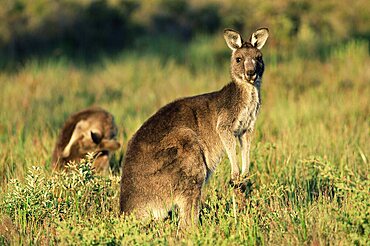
left=0, top=154, right=120, bottom=242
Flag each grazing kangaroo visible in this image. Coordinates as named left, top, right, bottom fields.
left=120, top=28, right=269, bottom=227
left=52, top=107, right=121, bottom=173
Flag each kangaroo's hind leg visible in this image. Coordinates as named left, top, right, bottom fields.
left=171, top=130, right=207, bottom=230
left=177, top=188, right=202, bottom=230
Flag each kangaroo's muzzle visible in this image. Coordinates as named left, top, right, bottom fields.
left=245, top=58, right=257, bottom=83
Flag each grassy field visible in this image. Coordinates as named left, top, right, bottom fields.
left=0, top=32, right=369, bottom=244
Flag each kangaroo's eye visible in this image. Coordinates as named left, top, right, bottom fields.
left=236, top=57, right=242, bottom=63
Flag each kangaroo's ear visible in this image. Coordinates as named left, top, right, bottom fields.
left=91, top=131, right=103, bottom=144
left=250, top=28, right=269, bottom=50
left=100, top=139, right=121, bottom=152
left=224, top=28, right=243, bottom=51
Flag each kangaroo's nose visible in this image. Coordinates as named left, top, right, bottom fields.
left=247, top=70, right=255, bottom=76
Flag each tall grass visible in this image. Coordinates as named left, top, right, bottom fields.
left=0, top=35, right=369, bottom=244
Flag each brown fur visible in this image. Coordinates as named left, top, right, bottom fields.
left=120, top=28, right=269, bottom=227
left=52, top=106, right=120, bottom=173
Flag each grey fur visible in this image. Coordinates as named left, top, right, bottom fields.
left=120, top=28, right=269, bottom=227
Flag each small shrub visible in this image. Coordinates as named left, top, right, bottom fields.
left=0, top=154, right=120, bottom=239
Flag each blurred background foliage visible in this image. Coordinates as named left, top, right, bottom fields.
left=0, top=0, right=368, bottom=68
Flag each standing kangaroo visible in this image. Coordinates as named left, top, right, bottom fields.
left=52, top=107, right=121, bottom=173
left=120, top=28, right=269, bottom=227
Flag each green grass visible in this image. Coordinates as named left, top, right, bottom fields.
left=0, top=36, right=369, bottom=244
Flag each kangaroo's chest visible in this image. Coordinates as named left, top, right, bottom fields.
left=234, top=87, right=261, bottom=136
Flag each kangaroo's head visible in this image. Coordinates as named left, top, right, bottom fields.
left=224, top=28, right=269, bottom=86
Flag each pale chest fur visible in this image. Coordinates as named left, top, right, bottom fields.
left=233, top=85, right=261, bottom=136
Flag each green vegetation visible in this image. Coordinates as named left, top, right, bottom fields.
left=0, top=0, right=369, bottom=244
